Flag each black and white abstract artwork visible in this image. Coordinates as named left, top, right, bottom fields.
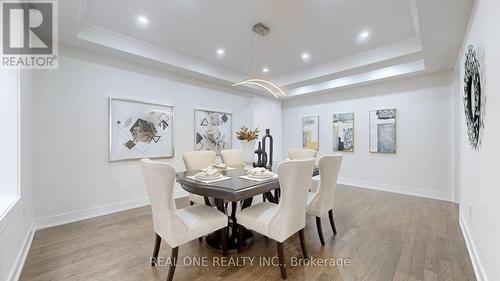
left=369, top=109, right=396, bottom=153
left=333, top=113, right=354, bottom=152
left=109, top=98, right=174, bottom=161
left=194, top=109, right=232, bottom=154
left=463, top=45, right=483, bottom=150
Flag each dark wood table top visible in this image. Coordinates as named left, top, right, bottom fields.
left=176, top=162, right=319, bottom=202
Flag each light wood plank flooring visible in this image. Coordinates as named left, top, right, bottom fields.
left=20, top=186, right=476, bottom=281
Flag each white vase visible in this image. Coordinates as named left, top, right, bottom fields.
left=240, top=140, right=256, bottom=164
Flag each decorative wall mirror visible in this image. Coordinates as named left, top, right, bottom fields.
left=463, top=45, right=483, bottom=150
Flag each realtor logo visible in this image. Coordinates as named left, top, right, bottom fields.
left=1, top=0, right=58, bottom=69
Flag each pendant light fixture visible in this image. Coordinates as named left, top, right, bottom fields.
left=232, top=23, right=286, bottom=99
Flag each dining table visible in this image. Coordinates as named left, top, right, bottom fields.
left=176, top=162, right=319, bottom=252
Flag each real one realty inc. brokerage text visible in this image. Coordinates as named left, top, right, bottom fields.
left=151, top=256, right=351, bottom=268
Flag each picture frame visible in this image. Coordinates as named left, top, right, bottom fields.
left=108, top=97, right=174, bottom=161
left=302, top=116, right=320, bottom=151
left=333, top=112, right=354, bottom=152
left=194, top=108, right=232, bottom=154
left=369, top=108, right=396, bottom=153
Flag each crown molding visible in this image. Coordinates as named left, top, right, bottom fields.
left=286, top=59, right=425, bottom=97
left=77, top=21, right=247, bottom=84
left=274, top=37, right=423, bottom=87
left=75, top=0, right=426, bottom=97
left=274, top=0, right=423, bottom=87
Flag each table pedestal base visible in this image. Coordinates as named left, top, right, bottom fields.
left=205, top=222, right=254, bottom=253
left=204, top=197, right=254, bottom=253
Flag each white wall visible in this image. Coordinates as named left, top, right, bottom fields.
left=252, top=97, right=283, bottom=160
left=0, top=70, right=35, bottom=281
left=32, top=46, right=262, bottom=228
left=455, top=0, right=500, bottom=280
left=0, top=70, right=19, bottom=200
left=282, top=72, right=455, bottom=201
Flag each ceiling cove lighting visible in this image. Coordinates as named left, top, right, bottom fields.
left=137, top=16, right=149, bottom=25
left=287, top=60, right=425, bottom=96
left=232, top=23, right=286, bottom=99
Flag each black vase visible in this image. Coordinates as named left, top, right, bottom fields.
left=253, top=142, right=265, bottom=168
left=262, top=129, right=273, bottom=170
left=338, top=137, right=344, bottom=151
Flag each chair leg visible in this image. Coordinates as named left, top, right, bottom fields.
left=151, top=233, right=161, bottom=266
left=237, top=224, right=245, bottom=253
left=298, top=229, right=309, bottom=259
left=166, top=247, right=179, bottom=281
left=277, top=241, right=287, bottom=279
left=315, top=217, right=325, bottom=246
left=198, top=237, right=203, bottom=243
left=221, top=226, right=228, bottom=257
left=328, top=209, right=337, bottom=235
left=262, top=194, right=266, bottom=202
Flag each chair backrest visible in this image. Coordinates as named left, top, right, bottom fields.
left=220, top=149, right=244, bottom=169
left=308, top=155, right=343, bottom=216
left=288, top=148, right=317, bottom=160
left=269, top=159, right=315, bottom=242
left=183, top=151, right=216, bottom=171
left=140, top=159, right=188, bottom=246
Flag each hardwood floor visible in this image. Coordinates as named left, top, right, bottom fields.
left=20, top=186, right=476, bottom=281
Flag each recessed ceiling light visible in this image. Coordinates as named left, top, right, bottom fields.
left=262, top=67, right=269, bottom=73
left=358, top=30, right=370, bottom=42
left=301, top=52, right=311, bottom=60
left=137, top=16, right=149, bottom=25
left=216, top=48, right=225, bottom=57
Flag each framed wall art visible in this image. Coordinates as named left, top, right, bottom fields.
left=369, top=109, right=396, bottom=153
left=302, top=116, right=319, bottom=151
left=194, top=109, right=232, bottom=154
left=108, top=97, right=174, bottom=161
left=333, top=113, right=354, bottom=152
left=463, top=45, right=484, bottom=150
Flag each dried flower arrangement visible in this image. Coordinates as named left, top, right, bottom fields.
left=235, top=126, right=260, bottom=142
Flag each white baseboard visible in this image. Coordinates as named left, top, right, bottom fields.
left=338, top=178, right=454, bottom=202
left=35, top=190, right=189, bottom=230
left=7, top=222, right=35, bottom=281
left=35, top=197, right=150, bottom=230
left=459, top=215, right=489, bottom=281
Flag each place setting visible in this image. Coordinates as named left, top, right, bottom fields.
left=187, top=165, right=232, bottom=184
left=206, top=163, right=236, bottom=171
left=239, top=167, right=278, bottom=182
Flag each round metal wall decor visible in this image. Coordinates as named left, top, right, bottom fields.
left=463, top=45, right=483, bottom=150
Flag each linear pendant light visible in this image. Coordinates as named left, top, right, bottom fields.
left=232, top=23, right=286, bottom=99
left=232, top=79, right=285, bottom=98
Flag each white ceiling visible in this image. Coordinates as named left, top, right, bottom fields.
left=59, top=0, right=474, bottom=98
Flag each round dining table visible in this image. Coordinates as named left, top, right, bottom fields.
left=176, top=162, right=319, bottom=252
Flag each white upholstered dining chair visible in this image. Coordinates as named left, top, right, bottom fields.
left=140, top=159, right=228, bottom=281
left=182, top=151, right=216, bottom=205
left=236, top=159, right=315, bottom=279
left=306, top=155, right=343, bottom=245
left=288, top=148, right=317, bottom=160
left=220, top=149, right=244, bottom=169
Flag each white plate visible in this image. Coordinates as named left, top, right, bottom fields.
left=195, top=173, right=223, bottom=181
left=211, top=164, right=227, bottom=170
left=247, top=173, right=274, bottom=179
